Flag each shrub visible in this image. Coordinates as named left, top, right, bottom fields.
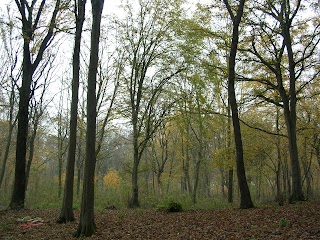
left=167, top=201, right=183, bottom=212
left=158, top=199, right=183, bottom=212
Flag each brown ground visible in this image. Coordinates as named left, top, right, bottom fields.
left=1, top=201, right=320, bottom=239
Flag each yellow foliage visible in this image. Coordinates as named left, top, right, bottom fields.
left=103, top=169, right=121, bottom=189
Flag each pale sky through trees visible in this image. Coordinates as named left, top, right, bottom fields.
left=0, top=0, right=211, bottom=115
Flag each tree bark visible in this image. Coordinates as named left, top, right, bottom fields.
left=223, top=0, right=254, bottom=209
left=130, top=134, right=140, bottom=208
left=227, top=101, right=233, bottom=203
left=281, top=22, right=304, bottom=202
left=10, top=0, right=61, bottom=210
left=9, top=55, right=31, bottom=209
left=25, top=116, right=39, bottom=190
left=75, top=0, right=104, bottom=237
left=227, top=169, right=234, bottom=203
left=58, top=0, right=86, bottom=224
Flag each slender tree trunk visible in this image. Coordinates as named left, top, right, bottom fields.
left=57, top=110, right=65, bottom=199
left=75, top=0, right=104, bottom=236
left=227, top=101, right=233, bottom=203
left=228, top=169, right=234, bottom=203
left=156, top=172, right=162, bottom=195
left=166, top=154, right=174, bottom=194
left=25, top=123, right=38, bottom=190
left=58, top=0, right=86, bottom=224
left=275, top=107, right=283, bottom=205
left=0, top=31, right=18, bottom=191
left=182, top=127, right=192, bottom=195
left=301, top=137, right=312, bottom=198
left=130, top=131, right=140, bottom=207
left=220, top=169, right=225, bottom=197
left=223, top=0, right=254, bottom=209
left=77, top=110, right=85, bottom=196
left=77, top=164, right=82, bottom=196
left=0, top=112, right=16, bottom=190
left=192, top=158, right=201, bottom=204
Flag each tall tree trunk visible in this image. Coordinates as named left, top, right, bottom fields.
left=77, top=105, right=85, bottom=196
left=227, top=101, right=233, bottom=203
left=57, top=107, right=65, bottom=199
left=223, top=0, right=254, bottom=209
left=9, top=57, right=31, bottom=209
left=301, top=137, right=312, bottom=199
left=58, top=0, right=86, bottom=224
left=75, top=0, right=104, bottom=236
left=220, top=169, right=226, bottom=197
left=275, top=107, right=283, bottom=205
left=130, top=130, right=140, bottom=207
left=25, top=122, right=38, bottom=190
left=10, top=0, right=61, bottom=210
left=281, top=25, right=304, bottom=202
left=228, top=169, right=234, bottom=203
left=181, top=124, right=192, bottom=195
left=192, top=158, right=201, bottom=204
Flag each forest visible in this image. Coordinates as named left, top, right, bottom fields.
left=0, top=0, right=320, bottom=238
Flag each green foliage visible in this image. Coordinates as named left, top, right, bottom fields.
left=158, top=198, right=183, bottom=212
left=167, top=201, right=183, bottom=212
left=279, top=218, right=288, bottom=228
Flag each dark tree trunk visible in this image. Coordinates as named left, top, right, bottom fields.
left=220, top=169, right=226, bottom=197
left=227, top=101, right=233, bottom=203
left=10, top=0, right=61, bottom=210
left=9, top=57, right=31, bottom=210
left=223, top=0, right=254, bottom=209
left=25, top=121, right=38, bottom=190
left=77, top=108, right=85, bottom=197
left=58, top=0, right=86, bottom=224
left=228, top=168, right=234, bottom=203
left=275, top=108, right=283, bottom=205
left=130, top=138, right=140, bottom=208
left=281, top=24, right=304, bottom=202
left=75, top=0, right=104, bottom=237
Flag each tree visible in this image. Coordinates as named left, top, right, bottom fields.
left=117, top=0, right=185, bottom=207
left=10, top=0, right=62, bottom=210
left=74, top=0, right=104, bottom=236
left=95, top=32, right=122, bottom=158
left=241, top=0, right=320, bottom=202
left=0, top=9, right=19, bottom=190
left=222, top=0, right=254, bottom=209
left=26, top=56, right=55, bottom=189
left=58, top=0, right=87, bottom=224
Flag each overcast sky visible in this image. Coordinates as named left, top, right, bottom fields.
left=0, top=0, right=211, bottom=16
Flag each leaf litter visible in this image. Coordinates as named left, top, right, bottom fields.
left=1, top=201, right=320, bottom=239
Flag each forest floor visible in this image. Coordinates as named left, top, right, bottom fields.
left=0, top=201, right=320, bottom=239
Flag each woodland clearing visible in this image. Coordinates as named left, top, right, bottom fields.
left=1, top=201, right=320, bottom=239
